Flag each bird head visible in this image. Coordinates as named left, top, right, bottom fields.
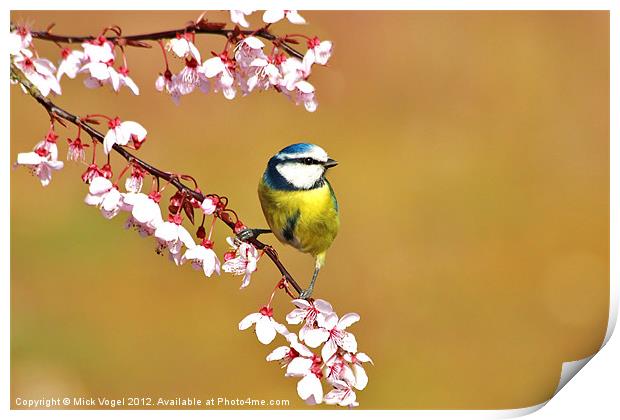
left=268, top=143, right=338, bottom=190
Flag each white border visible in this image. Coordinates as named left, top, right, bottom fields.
left=3, top=1, right=618, bottom=418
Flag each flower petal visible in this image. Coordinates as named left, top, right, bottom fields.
left=341, top=332, right=358, bottom=354
left=89, top=176, right=112, bottom=194
left=286, top=11, right=306, bottom=24
left=266, top=346, right=290, bottom=362
left=337, top=313, right=360, bottom=330
left=313, top=299, right=333, bottom=314
left=321, top=338, right=338, bottom=362
left=302, top=327, right=330, bottom=348
left=297, top=374, right=323, bottom=405
left=238, top=312, right=261, bottom=330
left=16, top=152, right=42, bottom=165
left=285, top=356, right=312, bottom=377
left=317, top=312, right=338, bottom=330
left=291, top=341, right=314, bottom=358
left=291, top=299, right=311, bottom=309
left=262, top=10, right=284, bottom=23
left=176, top=224, right=196, bottom=249
left=202, top=57, right=225, bottom=78
left=286, top=308, right=307, bottom=325
left=352, top=364, right=368, bottom=390
left=243, top=36, right=265, bottom=49
left=355, top=352, right=373, bottom=364
left=255, top=316, right=277, bottom=345
left=121, top=121, right=147, bottom=141
left=103, top=128, right=117, bottom=154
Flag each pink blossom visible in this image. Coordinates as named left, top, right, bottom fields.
left=343, top=352, right=373, bottom=390
left=81, top=62, right=139, bottom=95
left=285, top=355, right=324, bottom=404
left=155, top=71, right=182, bottom=104
left=175, top=58, right=210, bottom=95
left=286, top=298, right=334, bottom=341
left=239, top=306, right=286, bottom=345
left=16, top=141, right=63, bottom=186
left=182, top=239, right=221, bottom=277
left=117, top=66, right=140, bottom=95
left=124, top=166, right=145, bottom=193
left=122, top=192, right=163, bottom=237
left=154, top=215, right=196, bottom=265
left=235, top=37, right=266, bottom=67
left=124, top=216, right=157, bottom=237
left=293, top=80, right=318, bottom=112
left=246, top=56, right=282, bottom=91
left=81, top=163, right=104, bottom=183
left=280, top=52, right=313, bottom=91
left=81, top=37, right=115, bottom=64
left=13, top=51, right=61, bottom=97
left=304, top=312, right=359, bottom=362
left=66, top=137, right=88, bottom=162
left=103, top=117, right=147, bottom=154
left=57, top=48, right=87, bottom=80
left=80, top=60, right=121, bottom=91
left=222, top=237, right=259, bottom=288
left=122, top=192, right=163, bottom=227
left=266, top=333, right=314, bottom=367
left=9, top=26, right=32, bottom=56
left=323, top=353, right=356, bottom=386
left=307, top=37, right=333, bottom=66
left=324, top=379, right=358, bottom=407
left=200, top=197, right=217, bottom=215
left=167, top=34, right=201, bottom=62
left=84, top=176, right=124, bottom=219
left=230, top=10, right=255, bottom=28
left=100, top=163, right=113, bottom=179
left=262, top=10, right=306, bottom=25
left=202, top=53, right=236, bottom=99
left=235, top=37, right=272, bottom=94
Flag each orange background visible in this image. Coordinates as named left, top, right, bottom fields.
left=10, top=11, right=609, bottom=409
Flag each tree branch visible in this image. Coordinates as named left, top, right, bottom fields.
left=29, top=21, right=305, bottom=60
left=11, top=63, right=304, bottom=296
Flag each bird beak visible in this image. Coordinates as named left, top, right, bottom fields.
left=324, top=158, right=338, bottom=168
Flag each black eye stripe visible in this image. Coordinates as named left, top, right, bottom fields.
left=295, top=157, right=320, bottom=165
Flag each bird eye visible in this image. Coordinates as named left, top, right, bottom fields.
left=304, top=157, right=314, bottom=165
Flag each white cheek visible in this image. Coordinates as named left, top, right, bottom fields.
left=276, top=163, right=323, bottom=189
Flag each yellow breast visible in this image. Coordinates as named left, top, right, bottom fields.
left=258, top=180, right=339, bottom=260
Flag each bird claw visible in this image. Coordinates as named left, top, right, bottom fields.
left=299, top=287, right=313, bottom=300
left=236, top=228, right=255, bottom=242
left=236, top=228, right=271, bottom=242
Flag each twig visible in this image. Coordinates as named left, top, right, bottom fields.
left=11, top=63, right=304, bottom=296
left=29, top=22, right=305, bottom=60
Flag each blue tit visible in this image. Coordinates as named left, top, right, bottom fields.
left=240, top=143, right=339, bottom=298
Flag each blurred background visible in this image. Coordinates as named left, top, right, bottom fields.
left=10, top=11, right=609, bottom=409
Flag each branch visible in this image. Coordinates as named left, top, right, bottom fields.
left=11, top=63, right=304, bottom=296
left=29, top=20, right=305, bottom=60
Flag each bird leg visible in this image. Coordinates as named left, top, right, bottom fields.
left=300, top=264, right=321, bottom=299
left=236, top=228, right=272, bottom=242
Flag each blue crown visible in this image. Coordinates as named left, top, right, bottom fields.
left=276, top=143, right=315, bottom=156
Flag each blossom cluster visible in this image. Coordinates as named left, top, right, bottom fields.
left=14, top=117, right=260, bottom=289
left=82, top=175, right=260, bottom=287
left=240, top=298, right=372, bottom=407
left=10, top=26, right=138, bottom=96
left=156, top=9, right=331, bottom=111
left=10, top=10, right=333, bottom=111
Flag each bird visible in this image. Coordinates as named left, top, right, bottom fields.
left=238, top=143, right=339, bottom=299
